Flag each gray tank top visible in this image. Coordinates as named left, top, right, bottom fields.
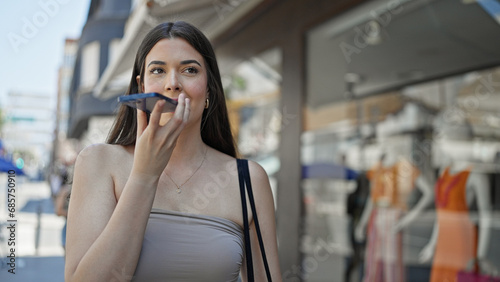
left=132, top=208, right=244, bottom=282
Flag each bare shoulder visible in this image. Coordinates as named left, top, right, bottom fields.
left=206, top=150, right=270, bottom=182
left=204, top=147, right=239, bottom=176
left=76, top=143, right=131, bottom=172
left=204, top=148, right=273, bottom=199
left=70, top=143, right=131, bottom=208
left=247, top=160, right=275, bottom=204
left=247, top=160, right=271, bottom=186
left=77, top=143, right=127, bottom=162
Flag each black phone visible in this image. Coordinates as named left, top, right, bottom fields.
left=117, top=93, right=178, bottom=114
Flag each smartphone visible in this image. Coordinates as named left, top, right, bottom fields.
left=117, top=93, right=178, bottom=114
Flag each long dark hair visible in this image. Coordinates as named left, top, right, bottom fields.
left=106, top=21, right=237, bottom=158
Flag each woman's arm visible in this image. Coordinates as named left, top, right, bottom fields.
left=64, top=144, right=159, bottom=282
left=65, top=97, right=190, bottom=282
left=240, top=161, right=282, bottom=282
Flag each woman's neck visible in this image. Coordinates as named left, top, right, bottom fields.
left=167, top=127, right=207, bottom=166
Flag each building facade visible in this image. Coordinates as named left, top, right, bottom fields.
left=67, top=0, right=132, bottom=146
left=52, top=38, right=78, bottom=172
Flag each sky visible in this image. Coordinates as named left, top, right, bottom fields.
left=0, top=0, right=91, bottom=106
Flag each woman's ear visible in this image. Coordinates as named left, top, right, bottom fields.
left=136, top=75, right=144, bottom=92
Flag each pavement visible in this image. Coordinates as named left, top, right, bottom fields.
left=0, top=175, right=65, bottom=282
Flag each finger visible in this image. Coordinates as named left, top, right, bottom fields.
left=172, top=93, right=186, bottom=123
left=161, top=94, right=187, bottom=138
left=170, top=96, right=190, bottom=137
left=171, top=94, right=188, bottom=131
left=158, top=94, right=187, bottom=137
left=136, top=109, right=148, bottom=139
left=183, top=97, right=191, bottom=123
left=149, top=99, right=165, bottom=130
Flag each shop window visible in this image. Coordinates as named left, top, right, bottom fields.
left=302, top=0, right=500, bottom=280
left=223, top=47, right=282, bottom=207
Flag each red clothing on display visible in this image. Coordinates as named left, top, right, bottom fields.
left=430, top=167, right=477, bottom=282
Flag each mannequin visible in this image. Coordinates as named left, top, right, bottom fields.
left=419, top=159, right=492, bottom=282
left=419, top=111, right=493, bottom=281
left=355, top=151, right=433, bottom=282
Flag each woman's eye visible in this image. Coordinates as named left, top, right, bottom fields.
left=184, top=67, right=198, bottom=74
left=150, top=68, right=164, bottom=74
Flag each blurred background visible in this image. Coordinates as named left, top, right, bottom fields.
left=1, top=0, right=500, bottom=281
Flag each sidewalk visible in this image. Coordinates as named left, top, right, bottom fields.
left=0, top=175, right=66, bottom=281
left=0, top=256, right=65, bottom=282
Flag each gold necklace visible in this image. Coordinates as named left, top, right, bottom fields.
left=164, top=147, right=207, bottom=194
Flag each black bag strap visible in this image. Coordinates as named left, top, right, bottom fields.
left=237, top=159, right=272, bottom=282
left=238, top=159, right=253, bottom=281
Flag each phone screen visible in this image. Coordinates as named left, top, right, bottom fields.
left=118, top=93, right=178, bottom=113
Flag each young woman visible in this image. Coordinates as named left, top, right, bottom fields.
left=65, top=21, right=282, bottom=282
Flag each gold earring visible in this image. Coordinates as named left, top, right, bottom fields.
left=205, top=98, right=209, bottom=109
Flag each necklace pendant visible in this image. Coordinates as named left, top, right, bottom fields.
left=164, top=147, right=208, bottom=196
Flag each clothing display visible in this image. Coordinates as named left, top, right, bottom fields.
left=431, top=167, right=477, bottom=282
left=367, top=159, right=420, bottom=211
left=363, top=160, right=419, bottom=282
left=132, top=208, right=244, bottom=282
left=364, top=207, right=404, bottom=282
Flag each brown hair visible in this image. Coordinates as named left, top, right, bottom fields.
left=106, top=21, right=237, bottom=158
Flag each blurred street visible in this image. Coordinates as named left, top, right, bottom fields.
left=0, top=175, right=65, bottom=282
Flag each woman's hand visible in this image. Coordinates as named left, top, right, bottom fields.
left=131, top=93, right=190, bottom=180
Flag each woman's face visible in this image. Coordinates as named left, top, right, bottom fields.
left=138, top=38, right=208, bottom=126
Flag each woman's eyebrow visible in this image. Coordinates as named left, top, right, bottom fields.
left=147, top=60, right=166, bottom=67
left=180, top=59, right=201, bottom=66
left=147, top=60, right=201, bottom=67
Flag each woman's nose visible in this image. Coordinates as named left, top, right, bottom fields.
left=164, top=72, right=182, bottom=92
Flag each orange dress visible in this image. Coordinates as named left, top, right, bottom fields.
left=431, top=167, right=477, bottom=282
left=364, top=160, right=419, bottom=282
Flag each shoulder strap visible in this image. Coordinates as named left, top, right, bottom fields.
left=237, top=159, right=272, bottom=282
left=237, top=159, right=254, bottom=281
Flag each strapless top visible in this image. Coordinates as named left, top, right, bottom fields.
left=132, top=208, right=244, bottom=282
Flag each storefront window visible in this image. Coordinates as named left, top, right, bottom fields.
left=223, top=47, right=282, bottom=204
left=303, top=0, right=500, bottom=281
